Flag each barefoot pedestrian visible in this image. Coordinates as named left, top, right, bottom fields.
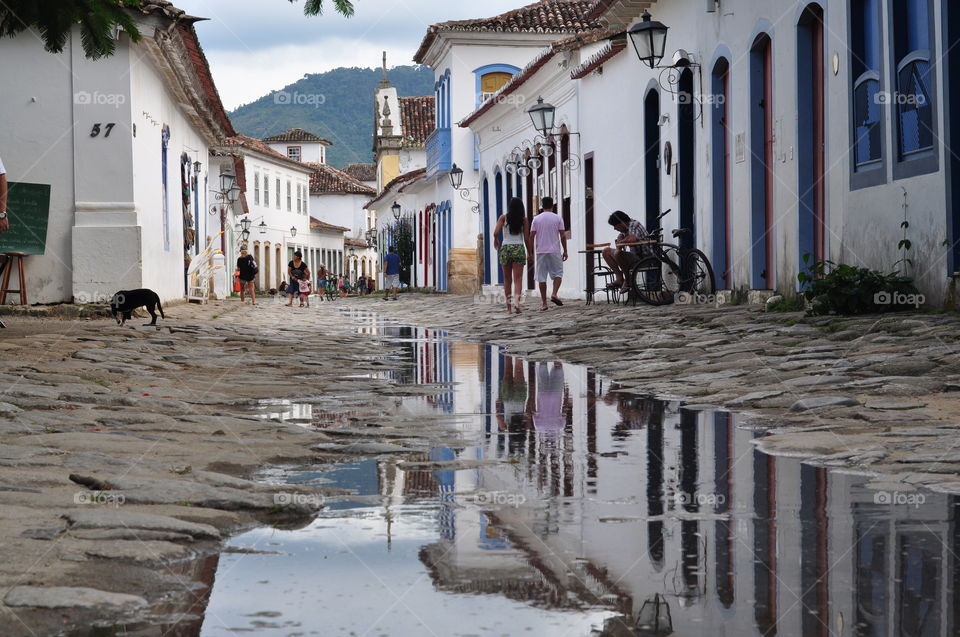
left=530, top=197, right=567, bottom=311
left=494, top=197, right=533, bottom=314
left=236, top=246, right=258, bottom=305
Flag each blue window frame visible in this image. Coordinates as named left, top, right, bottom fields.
left=851, top=0, right=883, bottom=172
left=891, top=0, right=937, bottom=176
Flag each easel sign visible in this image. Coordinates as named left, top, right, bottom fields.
left=0, top=182, right=51, bottom=255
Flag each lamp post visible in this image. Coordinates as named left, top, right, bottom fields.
left=210, top=172, right=241, bottom=255
left=628, top=11, right=670, bottom=69
left=391, top=201, right=402, bottom=222
left=528, top=97, right=556, bottom=136
left=290, top=226, right=297, bottom=238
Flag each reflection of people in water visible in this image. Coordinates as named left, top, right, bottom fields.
left=533, top=362, right=565, bottom=437
left=604, top=392, right=663, bottom=438
left=496, top=355, right=531, bottom=433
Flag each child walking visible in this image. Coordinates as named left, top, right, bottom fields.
left=298, top=274, right=312, bottom=307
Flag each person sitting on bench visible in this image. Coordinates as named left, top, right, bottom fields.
left=602, top=211, right=649, bottom=293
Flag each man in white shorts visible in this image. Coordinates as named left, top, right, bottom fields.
left=529, top=197, right=568, bottom=311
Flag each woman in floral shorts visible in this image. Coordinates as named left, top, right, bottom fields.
left=493, top=197, right=534, bottom=314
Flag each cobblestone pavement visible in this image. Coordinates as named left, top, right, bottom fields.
left=347, top=292, right=960, bottom=495
left=3, top=292, right=960, bottom=633
left=0, top=298, right=464, bottom=635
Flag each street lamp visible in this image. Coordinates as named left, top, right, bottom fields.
left=290, top=226, right=297, bottom=238
left=449, top=164, right=464, bottom=190
left=365, top=227, right=378, bottom=248
left=258, top=221, right=267, bottom=234
left=219, top=172, right=236, bottom=195
left=240, top=216, right=252, bottom=232
left=241, top=229, right=251, bottom=243
left=391, top=201, right=401, bottom=221
left=528, top=97, right=556, bottom=136
left=628, top=10, right=670, bottom=69
left=193, top=160, right=202, bottom=174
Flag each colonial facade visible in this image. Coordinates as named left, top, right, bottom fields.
left=0, top=3, right=234, bottom=303
left=458, top=0, right=960, bottom=306
left=216, top=135, right=317, bottom=291
left=307, top=161, right=377, bottom=281
left=408, top=2, right=601, bottom=295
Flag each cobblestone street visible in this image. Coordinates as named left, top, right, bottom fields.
left=2, top=294, right=960, bottom=634
left=356, top=293, right=960, bottom=492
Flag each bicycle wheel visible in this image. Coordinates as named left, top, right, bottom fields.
left=680, top=249, right=716, bottom=296
left=629, top=256, right=676, bottom=306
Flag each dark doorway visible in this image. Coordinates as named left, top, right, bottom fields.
left=584, top=153, right=595, bottom=292
left=798, top=5, right=826, bottom=281
left=711, top=58, right=731, bottom=288
left=482, top=178, right=491, bottom=285
left=947, top=2, right=960, bottom=274
left=750, top=34, right=774, bottom=289
left=678, top=68, right=696, bottom=251
left=643, top=89, right=661, bottom=233
left=495, top=171, right=504, bottom=285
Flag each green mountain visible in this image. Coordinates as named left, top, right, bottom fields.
left=229, top=65, right=435, bottom=169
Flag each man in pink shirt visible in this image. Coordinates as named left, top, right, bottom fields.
left=529, top=197, right=568, bottom=311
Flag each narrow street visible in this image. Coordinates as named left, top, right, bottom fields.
left=0, top=295, right=957, bottom=635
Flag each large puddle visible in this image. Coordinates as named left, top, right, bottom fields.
left=198, top=314, right=959, bottom=636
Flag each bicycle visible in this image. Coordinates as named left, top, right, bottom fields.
left=625, top=210, right=716, bottom=306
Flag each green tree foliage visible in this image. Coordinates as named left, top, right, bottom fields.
left=229, top=66, right=436, bottom=169
left=0, top=0, right=354, bottom=60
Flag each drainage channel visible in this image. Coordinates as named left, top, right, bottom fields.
left=197, top=312, right=956, bottom=636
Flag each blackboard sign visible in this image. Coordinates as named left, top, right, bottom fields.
left=0, top=182, right=51, bottom=255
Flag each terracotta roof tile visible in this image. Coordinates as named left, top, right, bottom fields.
left=262, top=128, right=334, bottom=145
left=305, top=162, right=376, bottom=196
left=343, top=163, right=377, bottom=182
left=398, top=96, right=436, bottom=148
left=310, top=217, right=350, bottom=233
left=344, top=237, right=369, bottom=248
left=415, top=0, right=602, bottom=63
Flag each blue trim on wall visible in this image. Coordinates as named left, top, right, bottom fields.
left=796, top=6, right=822, bottom=289
left=711, top=58, right=730, bottom=289
left=495, top=171, right=504, bottom=285
left=750, top=34, right=772, bottom=289
left=482, top=178, right=491, bottom=284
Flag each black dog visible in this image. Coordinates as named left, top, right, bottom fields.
left=110, top=289, right=164, bottom=326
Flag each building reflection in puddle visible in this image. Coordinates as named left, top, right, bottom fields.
left=199, top=317, right=958, bottom=636
left=379, top=331, right=958, bottom=637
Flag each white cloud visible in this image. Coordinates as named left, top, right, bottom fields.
left=180, top=0, right=523, bottom=109
left=206, top=40, right=415, bottom=110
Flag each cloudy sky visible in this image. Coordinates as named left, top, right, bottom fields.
left=181, top=0, right=522, bottom=110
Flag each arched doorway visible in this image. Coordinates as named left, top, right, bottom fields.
left=494, top=170, right=504, bottom=284
left=677, top=68, right=696, bottom=252
left=482, top=178, right=491, bottom=285
left=643, top=88, right=661, bottom=235
left=798, top=5, right=826, bottom=279
left=750, top=33, right=774, bottom=289
left=263, top=242, right=271, bottom=290
left=711, top=58, right=732, bottom=288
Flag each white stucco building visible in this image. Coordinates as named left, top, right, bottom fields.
left=457, top=0, right=960, bottom=306
left=0, top=3, right=234, bottom=304
left=307, top=161, right=377, bottom=281
left=216, top=135, right=315, bottom=291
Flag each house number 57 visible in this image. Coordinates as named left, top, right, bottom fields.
left=90, top=123, right=116, bottom=138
